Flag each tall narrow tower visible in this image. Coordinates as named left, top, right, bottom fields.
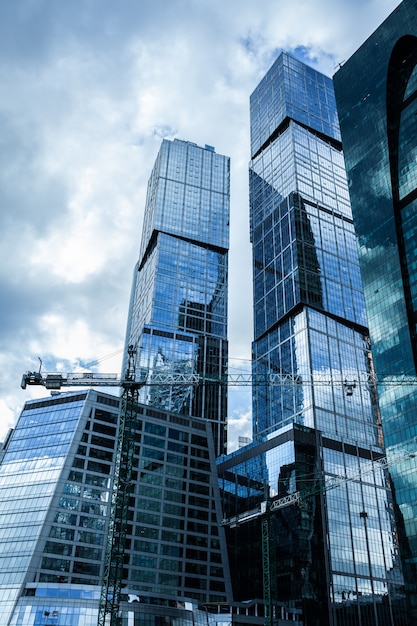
left=218, top=52, right=407, bottom=626
left=124, top=139, right=229, bottom=457
left=249, top=52, right=366, bottom=441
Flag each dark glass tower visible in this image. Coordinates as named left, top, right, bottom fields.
left=334, top=0, right=417, bottom=617
left=219, top=52, right=407, bottom=626
left=124, top=139, right=229, bottom=457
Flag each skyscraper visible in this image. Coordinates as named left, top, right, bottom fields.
left=333, top=0, right=417, bottom=616
left=124, top=138, right=229, bottom=457
left=218, top=52, right=407, bottom=626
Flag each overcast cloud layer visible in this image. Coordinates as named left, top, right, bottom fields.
left=0, top=0, right=401, bottom=451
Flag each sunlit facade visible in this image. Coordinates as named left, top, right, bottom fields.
left=0, top=390, right=232, bottom=625
left=124, top=139, right=229, bottom=457
left=0, top=391, right=109, bottom=625
left=334, top=0, right=417, bottom=618
left=219, top=52, right=407, bottom=626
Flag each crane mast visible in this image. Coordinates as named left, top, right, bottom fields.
left=97, top=345, right=141, bottom=626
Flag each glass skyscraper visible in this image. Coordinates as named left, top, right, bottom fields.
left=334, top=0, right=417, bottom=617
left=124, top=139, right=229, bottom=458
left=0, top=390, right=232, bottom=625
left=219, top=52, right=407, bottom=626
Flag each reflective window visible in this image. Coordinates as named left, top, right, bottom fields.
left=124, top=140, right=229, bottom=457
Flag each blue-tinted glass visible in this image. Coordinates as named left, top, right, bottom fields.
left=124, top=140, right=229, bottom=457
left=334, top=2, right=417, bottom=619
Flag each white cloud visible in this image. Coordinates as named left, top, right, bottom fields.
left=227, top=401, right=253, bottom=454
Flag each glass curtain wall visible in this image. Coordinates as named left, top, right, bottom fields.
left=0, top=391, right=112, bottom=626
left=2, top=390, right=232, bottom=625
left=333, top=1, right=417, bottom=616
left=124, top=139, right=229, bottom=457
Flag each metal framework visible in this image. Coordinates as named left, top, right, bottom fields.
left=21, top=369, right=417, bottom=391
left=96, top=347, right=144, bottom=626
left=261, top=507, right=278, bottom=626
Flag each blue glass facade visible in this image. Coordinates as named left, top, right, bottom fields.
left=0, top=391, right=108, bottom=625
left=219, top=426, right=406, bottom=624
left=0, top=391, right=232, bottom=625
left=334, top=0, right=417, bottom=617
left=250, top=54, right=369, bottom=442
left=124, top=139, right=229, bottom=457
left=219, top=52, right=407, bottom=626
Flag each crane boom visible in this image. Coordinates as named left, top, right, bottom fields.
left=20, top=369, right=226, bottom=389
left=21, top=369, right=202, bottom=390
left=21, top=369, right=417, bottom=391
left=19, top=370, right=360, bottom=389
left=222, top=449, right=416, bottom=528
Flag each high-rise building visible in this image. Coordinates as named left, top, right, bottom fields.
left=123, top=138, right=229, bottom=458
left=0, top=389, right=232, bottom=625
left=333, top=0, right=417, bottom=616
left=218, top=52, right=408, bottom=626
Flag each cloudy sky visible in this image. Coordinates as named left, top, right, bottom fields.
left=0, top=0, right=401, bottom=452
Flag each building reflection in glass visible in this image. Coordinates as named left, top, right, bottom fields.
left=334, top=2, right=417, bottom=617
left=124, top=139, right=229, bottom=456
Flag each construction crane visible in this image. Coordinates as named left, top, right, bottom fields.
left=222, top=448, right=416, bottom=626
left=222, top=448, right=417, bottom=527
left=20, top=360, right=417, bottom=625
left=21, top=367, right=417, bottom=392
